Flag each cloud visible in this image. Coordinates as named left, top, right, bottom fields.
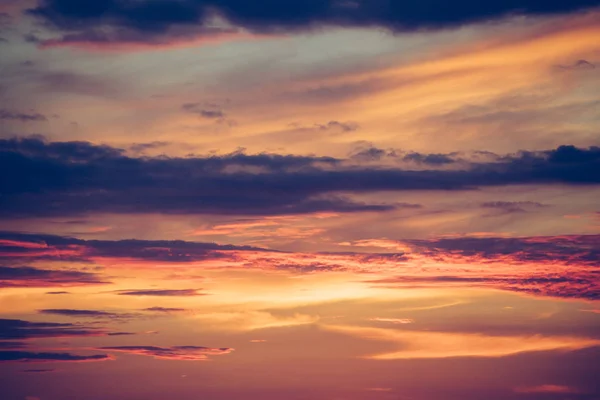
left=365, top=234, right=600, bottom=300
left=0, top=341, right=28, bottom=349
left=557, top=59, right=596, bottom=70
left=22, top=369, right=55, bottom=373
left=0, top=350, right=110, bottom=363
left=98, top=345, right=233, bottom=360
left=368, top=318, right=414, bottom=324
left=0, top=266, right=109, bottom=288
left=45, top=291, right=70, bottom=295
left=480, top=201, right=547, bottom=214
left=128, top=141, right=169, bottom=154
left=116, top=289, right=205, bottom=296
left=1, top=231, right=598, bottom=300
left=143, top=307, right=187, bottom=313
left=1, top=137, right=599, bottom=218
left=514, top=384, right=582, bottom=394
left=182, top=103, right=225, bottom=119
left=403, top=234, right=599, bottom=266
left=193, top=310, right=319, bottom=331
left=38, top=309, right=120, bottom=318
left=0, top=318, right=121, bottom=340
left=324, top=325, right=600, bottom=359
left=0, top=109, right=47, bottom=122
left=372, top=274, right=600, bottom=300
left=315, top=120, right=359, bottom=132
left=0, top=231, right=268, bottom=263
left=26, top=0, right=600, bottom=49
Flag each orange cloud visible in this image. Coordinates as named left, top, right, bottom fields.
left=324, top=325, right=600, bottom=359
left=98, top=345, right=233, bottom=361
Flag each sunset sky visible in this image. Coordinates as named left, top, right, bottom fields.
left=1, top=1, right=599, bottom=399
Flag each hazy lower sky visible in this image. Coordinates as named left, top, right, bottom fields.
left=1, top=1, right=599, bottom=399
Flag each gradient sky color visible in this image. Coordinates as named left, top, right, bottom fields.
left=1, top=1, right=599, bottom=399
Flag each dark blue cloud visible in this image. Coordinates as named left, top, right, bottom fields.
left=27, top=0, right=600, bottom=47
left=0, top=231, right=271, bottom=263
left=0, top=265, right=109, bottom=287
left=0, top=350, right=109, bottom=363
left=1, top=137, right=599, bottom=217
left=0, top=318, right=104, bottom=340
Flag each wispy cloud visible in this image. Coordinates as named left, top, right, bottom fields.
left=116, top=289, right=205, bottom=297
left=98, top=346, right=233, bottom=361
left=324, top=325, right=600, bottom=359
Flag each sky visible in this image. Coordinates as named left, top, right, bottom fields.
left=0, top=1, right=599, bottom=399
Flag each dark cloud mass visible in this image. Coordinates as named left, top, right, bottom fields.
left=26, top=0, right=600, bottom=47
left=0, top=230, right=269, bottom=263
left=0, top=350, right=110, bottom=363
left=0, top=318, right=105, bottom=340
left=0, top=265, right=109, bottom=287
left=22, top=368, right=56, bottom=373
left=0, top=137, right=599, bottom=217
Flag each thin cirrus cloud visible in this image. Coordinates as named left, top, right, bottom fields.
left=38, top=309, right=121, bottom=318
left=1, top=137, right=599, bottom=218
left=0, top=109, right=47, bottom=122
left=324, top=325, right=600, bottom=359
left=23, top=0, right=600, bottom=49
left=513, top=384, right=583, bottom=394
left=97, top=345, right=233, bottom=361
left=22, top=368, right=56, bottom=373
left=368, top=318, right=414, bottom=324
left=116, top=289, right=205, bottom=297
left=0, top=350, right=111, bottom=363
left=480, top=201, right=548, bottom=214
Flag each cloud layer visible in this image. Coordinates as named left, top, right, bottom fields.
left=0, top=231, right=598, bottom=300
left=1, top=137, right=599, bottom=217
left=26, top=0, right=600, bottom=48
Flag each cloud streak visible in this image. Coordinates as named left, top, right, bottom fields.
left=0, top=318, right=124, bottom=340
left=325, top=325, right=600, bottom=359
left=116, top=289, right=205, bottom=297
left=0, top=350, right=111, bottom=363
left=38, top=309, right=120, bottom=318
left=98, top=345, right=233, bottom=360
